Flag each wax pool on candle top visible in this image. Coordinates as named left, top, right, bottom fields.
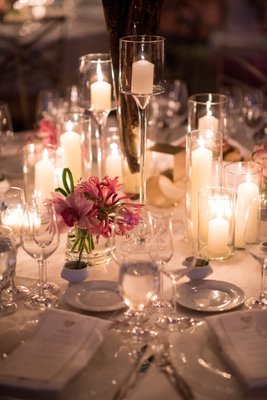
left=90, top=60, right=111, bottom=111
left=235, top=176, right=259, bottom=248
left=60, top=121, right=82, bottom=184
left=131, top=59, right=154, bottom=94
left=34, top=149, right=54, bottom=198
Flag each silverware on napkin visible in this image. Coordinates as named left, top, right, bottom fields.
left=112, top=344, right=154, bottom=400
left=157, top=354, right=195, bottom=400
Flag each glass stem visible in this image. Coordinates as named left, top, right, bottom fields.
left=96, top=122, right=103, bottom=178
left=37, top=258, right=45, bottom=298
left=260, top=261, right=267, bottom=298
left=137, top=104, right=148, bottom=205
left=159, top=265, right=164, bottom=300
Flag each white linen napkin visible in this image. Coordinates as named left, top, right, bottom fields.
left=206, top=309, right=267, bottom=389
left=0, top=308, right=112, bottom=396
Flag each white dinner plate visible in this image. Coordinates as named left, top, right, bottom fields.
left=176, top=280, right=245, bottom=312
left=170, top=321, right=245, bottom=400
left=64, top=280, right=126, bottom=312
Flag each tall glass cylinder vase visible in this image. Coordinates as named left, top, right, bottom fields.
left=185, top=129, right=223, bottom=250
left=188, top=93, right=230, bottom=137
left=102, top=0, right=164, bottom=196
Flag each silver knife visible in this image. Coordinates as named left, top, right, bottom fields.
left=112, top=347, right=154, bottom=400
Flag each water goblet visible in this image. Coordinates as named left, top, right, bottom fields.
left=78, top=53, right=116, bottom=178
left=1, top=186, right=29, bottom=299
left=118, top=252, right=160, bottom=341
left=0, top=229, right=17, bottom=316
left=244, top=195, right=267, bottom=309
left=21, top=200, right=59, bottom=310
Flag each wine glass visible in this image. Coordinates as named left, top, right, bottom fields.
left=0, top=103, right=14, bottom=180
left=244, top=195, right=267, bottom=309
left=0, top=228, right=17, bottom=316
left=119, top=35, right=165, bottom=206
left=21, top=200, right=59, bottom=310
left=78, top=53, right=116, bottom=178
left=118, top=252, right=160, bottom=341
left=148, top=211, right=174, bottom=310
left=1, top=186, right=29, bottom=299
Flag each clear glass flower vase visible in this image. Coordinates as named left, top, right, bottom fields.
left=65, top=226, right=113, bottom=267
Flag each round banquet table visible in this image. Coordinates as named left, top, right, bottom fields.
left=0, top=132, right=266, bottom=400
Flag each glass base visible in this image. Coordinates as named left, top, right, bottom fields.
left=36, top=281, right=59, bottom=295
left=0, top=301, right=17, bottom=316
left=24, top=292, right=58, bottom=311
left=245, top=296, right=267, bottom=310
left=155, top=314, right=201, bottom=332
left=4, top=284, right=29, bottom=300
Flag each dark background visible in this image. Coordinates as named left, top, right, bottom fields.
left=0, top=0, right=267, bottom=132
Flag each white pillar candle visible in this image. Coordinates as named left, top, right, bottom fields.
left=191, top=140, right=213, bottom=238
left=105, top=143, right=122, bottom=180
left=131, top=59, right=154, bottom=94
left=90, top=60, right=111, bottom=111
left=235, top=176, right=259, bottom=248
left=34, top=148, right=54, bottom=198
left=60, top=121, right=82, bottom=184
left=199, top=102, right=219, bottom=132
left=208, top=217, right=229, bottom=255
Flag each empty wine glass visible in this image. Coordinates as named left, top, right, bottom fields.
left=118, top=252, right=160, bottom=341
left=21, top=200, right=59, bottom=310
left=244, top=195, right=267, bottom=309
left=1, top=186, right=29, bottom=299
left=0, top=229, right=17, bottom=316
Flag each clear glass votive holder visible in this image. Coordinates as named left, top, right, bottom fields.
left=59, top=112, right=92, bottom=184
left=198, top=186, right=236, bottom=260
left=23, top=143, right=58, bottom=201
left=105, top=126, right=123, bottom=181
left=188, top=93, right=229, bottom=137
left=223, top=161, right=262, bottom=249
left=185, top=128, right=223, bottom=246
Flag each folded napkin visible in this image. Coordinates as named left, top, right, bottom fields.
left=206, top=309, right=267, bottom=389
left=0, top=309, right=112, bottom=397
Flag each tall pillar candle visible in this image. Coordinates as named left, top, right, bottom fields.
left=190, top=141, right=213, bottom=238
left=60, top=122, right=82, bottom=184
left=235, top=176, right=259, bottom=248
left=34, top=148, right=54, bottom=198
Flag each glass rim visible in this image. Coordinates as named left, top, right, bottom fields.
left=188, top=93, right=229, bottom=105
left=79, top=53, right=111, bottom=63
left=120, top=35, right=165, bottom=43
left=223, top=161, right=263, bottom=175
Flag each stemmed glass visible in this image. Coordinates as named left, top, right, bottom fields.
left=0, top=227, right=17, bottom=316
left=119, top=35, right=165, bottom=206
left=78, top=53, right=116, bottom=178
left=21, top=200, right=59, bottom=310
left=1, top=187, right=29, bottom=299
left=118, top=252, right=160, bottom=340
left=244, top=195, right=267, bottom=309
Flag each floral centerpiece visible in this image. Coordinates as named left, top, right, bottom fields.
left=50, top=168, right=141, bottom=268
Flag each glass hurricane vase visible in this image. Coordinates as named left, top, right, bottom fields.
left=65, top=226, right=114, bottom=267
